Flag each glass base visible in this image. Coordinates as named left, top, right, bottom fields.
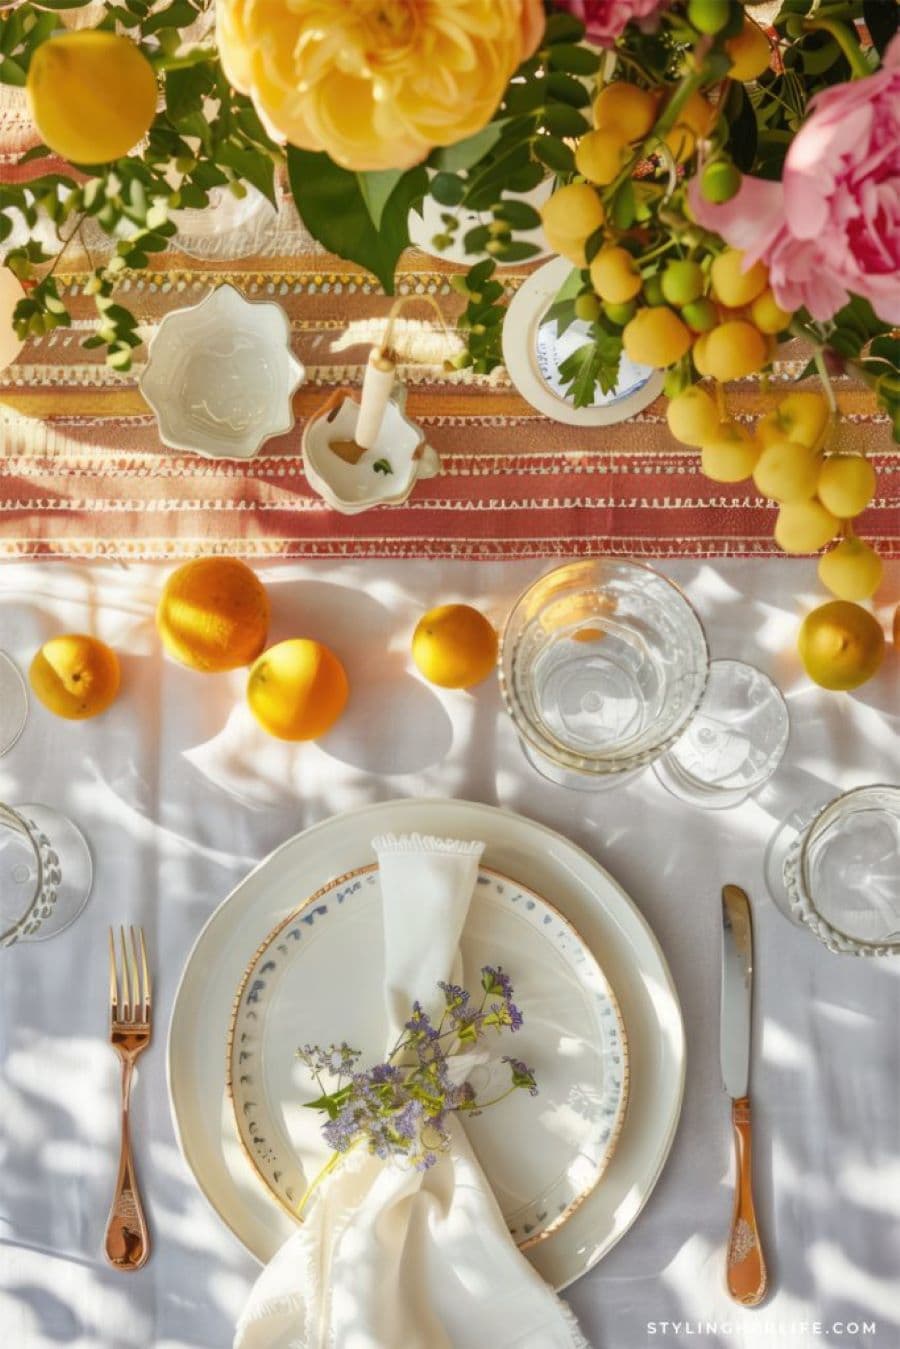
left=517, top=735, right=644, bottom=791
left=0, top=653, right=28, bottom=757
left=13, top=804, right=93, bottom=942
left=652, top=660, right=788, bottom=811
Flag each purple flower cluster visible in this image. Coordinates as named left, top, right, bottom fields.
left=297, top=968, right=536, bottom=1177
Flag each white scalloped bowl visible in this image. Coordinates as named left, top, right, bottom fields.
left=140, top=283, right=305, bottom=459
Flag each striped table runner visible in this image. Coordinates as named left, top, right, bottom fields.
left=1, top=93, right=896, bottom=561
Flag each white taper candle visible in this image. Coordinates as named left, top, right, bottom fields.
left=355, top=348, right=396, bottom=451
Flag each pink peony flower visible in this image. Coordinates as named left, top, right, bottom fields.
left=689, top=35, right=900, bottom=324
left=557, top=0, right=663, bottom=47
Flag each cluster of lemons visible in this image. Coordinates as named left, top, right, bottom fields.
left=27, top=560, right=498, bottom=730
left=667, top=375, right=888, bottom=690
left=537, top=66, right=890, bottom=695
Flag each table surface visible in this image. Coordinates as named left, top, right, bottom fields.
left=1, top=555, right=898, bottom=1349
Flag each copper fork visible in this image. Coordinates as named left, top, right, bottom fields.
left=104, top=925, right=152, bottom=1272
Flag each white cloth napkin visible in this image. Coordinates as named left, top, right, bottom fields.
left=234, top=832, right=588, bottom=1349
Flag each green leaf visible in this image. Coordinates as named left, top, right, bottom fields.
left=287, top=148, right=426, bottom=293
left=429, top=172, right=466, bottom=207
left=725, top=83, right=758, bottom=173
left=216, top=141, right=277, bottom=208
left=611, top=179, right=636, bottom=230
left=0, top=56, right=27, bottom=87
left=558, top=330, right=623, bottom=406
left=493, top=199, right=541, bottom=230
left=429, top=121, right=504, bottom=173
left=543, top=12, right=585, bottom=44
left=533, top=135, right=575, bottom=174
left=540, top=103, right=589, bottom=138
left=546, top=71, right=591, bottom=108
left=165, top=64, right=213, bottom=121
left=488, top=239, right=540, bottom=262
left=357, top=169, right=406, bottom=229
left=548, top=44, right=601, bottom=76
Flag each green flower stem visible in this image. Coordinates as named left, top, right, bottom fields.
left=802, top=18, right=872, bottom=79
left=295, top=1140, right=363, bottom=1219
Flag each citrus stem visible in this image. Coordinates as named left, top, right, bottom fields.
left=802, top=18, right=872, bottom=80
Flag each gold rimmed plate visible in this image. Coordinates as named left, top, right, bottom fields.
left=227, top=862, right=629, bottom=1250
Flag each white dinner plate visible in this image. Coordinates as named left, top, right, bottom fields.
left=228, top=863, right=629, bottom=1249
left=168, top=799, right=685, bottom=1291
left=502, top=256, right=665, bottom=426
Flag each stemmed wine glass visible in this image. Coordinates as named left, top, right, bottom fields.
left=0, top=651, right=28, bottom=757
left=0, top=804, right=93, bottom=946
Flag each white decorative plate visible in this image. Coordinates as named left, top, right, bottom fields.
left=168, top=798, right=686, bottom=1291
left=228, top=863, right=628, bottom=1249
left=139, top=283, right=305, bottom=460
left=502, top=256, right=664, bottom=426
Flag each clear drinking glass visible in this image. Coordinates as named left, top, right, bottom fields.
left=0, top=652, right=28, bottom=757
left=782, top=785, right=900, bottom=955
left=0, top=802, right=93, bottom=946
left=652, top=660, right=789, bottom=809
left=499, top=559, right=709, bottom=789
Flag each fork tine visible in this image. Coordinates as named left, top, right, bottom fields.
left=129, top=926, right=144, bottom=1024
left=108, top=927, right=118, bottom=1018
left=138, top=927, right=151, bottom=1020
left=119, top=925, right=131, bottom=1021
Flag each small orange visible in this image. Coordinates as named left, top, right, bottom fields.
left=412, top=604, right=498, bottom=689
left=157, top=557, right=269, bottom=672
left=29, top=634, right=120, bottom=720
left=247, top=639, right=348, bottom=741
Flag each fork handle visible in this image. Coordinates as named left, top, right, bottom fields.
left=726, top=1095, right=767, bottom=1306
left=104, top=1059, right=151, bottom=1272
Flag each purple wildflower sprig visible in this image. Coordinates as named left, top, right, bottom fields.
left=294, top=967, right=536, bottom=1215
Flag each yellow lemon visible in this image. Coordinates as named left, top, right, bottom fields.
left=818, top=537, right=884, bottom=602
left=540, top=183, right=605, bottom=246
left=664, top=123, right=696, bottom=164
left=752, top=439, right=820, bottom=503
left=593, top=81, right=658, bottom=141
left=750, top=288, right=792, bottom=334
left=710, top=249, right=769, bottom=307
left=774, top=499, right=839, bottom=554
left=27, top=32, right=157, bottom=165
left=543, top=226, right=588, bottom=268
left=247, top=639, right=348, bottom=740
left=681, top=92, right=717, bottom=138
left=412, top=604, right=497, bottom=689
left=29, top=634, right=120, bottom=720
left=725, top=19, right=772, bottom=82
left=816, top=455, right=877, bottom=519
left=575, top=127, right=630, bottom=186
left=703, top=320, right=769, bottom=381
left=666, top=385, right=721, bottom=446
left=700, top=422, right=760, bottom=483
left=157, top=557, right=270, bottom=673
left=622, top=306, right=692, bottom=368
left=691, top=331, right=714, bottom=377
left=798, top=601, right=885, bottom=691
left=589, top=247, right=642, bottom=304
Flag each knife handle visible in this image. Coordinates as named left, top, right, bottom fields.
left=726, top=1096, right=768, bottom=1306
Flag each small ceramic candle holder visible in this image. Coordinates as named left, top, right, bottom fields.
left=302, top=386, right=440, bottom=515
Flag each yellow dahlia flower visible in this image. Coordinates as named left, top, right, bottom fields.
left=216, top=0, right=545, bottom=172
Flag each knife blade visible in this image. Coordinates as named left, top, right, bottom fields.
left=720, top=883, right=768, bottom=1307
left=721, top=883, right=753, bottom=1099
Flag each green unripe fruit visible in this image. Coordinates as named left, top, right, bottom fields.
left=602, top=299, right=637, bottom=326
left=661, top=260, right=704, bottom=307
left=663, top=366, right=690, bottom=399
left=701, top=159, right=742, bottom=204
left=687, top=0, right=730, bottom=35
left=681, top=297, right=718, bottom=332
left=643, top=274, right=664, bottom=306
left=574, top=293, right=602, bottom=323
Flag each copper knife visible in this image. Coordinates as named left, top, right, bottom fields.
left=721, top=884, right=768, bottom=1306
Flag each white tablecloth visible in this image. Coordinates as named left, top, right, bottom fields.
left=1, top=557, right=898, bottom=1349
